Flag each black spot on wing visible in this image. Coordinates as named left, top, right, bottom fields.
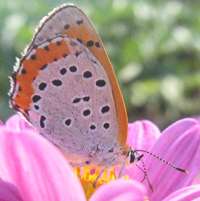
left=83, top=109, right=91, bottom=116
left=64, top=24, right=70, bottom=30
left=40, top=115, right=46, bottom=128
left=31, top=54, right=36, bottom=60
left=32, top=95, right=41, bottom=103
left=86, top=40, right=94, bottom=47
left=60, top=68, right=67, bottom=75
left=69, top=66, right=77, bottom=73
left=40, top=64, right=48, bottom=70
left=38, top=82, right=47, bottom=91
left=65, top=119, right=72, bottom=126
left=77, top=20, right=83, bottom=25
left=83, top=71, right=92, bottom=78
left=103, top=123, right=110, bottom=129
left=52, top=79, right=62, bottom=86
left=96, top=79, right=106, bottom=87
left=101, top=105, right=110, bottom=114
left=73, top=98, right=81, bottom=104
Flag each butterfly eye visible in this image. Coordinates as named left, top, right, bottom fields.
left=127, top=149, right=143, bottom=164
left=130, top=150, right=136, bottom=163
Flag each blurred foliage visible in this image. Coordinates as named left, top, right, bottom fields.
left=0, top=0, right=200, bottom=129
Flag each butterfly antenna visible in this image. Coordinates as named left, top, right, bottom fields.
left=136, top=154, right=154, bottom=193
left=136, top=150, right=188, bottom=173
left=136, top=164, right=146, bottom=183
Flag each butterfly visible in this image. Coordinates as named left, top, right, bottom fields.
left=9, top=4, right=187, bottom=188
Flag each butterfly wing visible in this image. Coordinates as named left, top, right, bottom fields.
left=31, top=4, right=128, bottom=147
left=10, top=4, right=128, bottom=154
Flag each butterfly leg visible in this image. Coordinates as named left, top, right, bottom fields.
left=93, top=158, right=115, bottom=187
left=118, top=162, right=126, bottom=178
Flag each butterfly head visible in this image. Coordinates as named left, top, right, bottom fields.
left=126, top=149, right=144, bottom=167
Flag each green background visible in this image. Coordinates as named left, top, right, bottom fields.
left=1, top=0, right=200, bottom=130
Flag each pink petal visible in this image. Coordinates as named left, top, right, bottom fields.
left=90, top=179, right=147, bottom=201
left=127, top=120, right=161, bottom=150
left=117, top=120, right=160, bottom=179
left=0, top=126, right=86, bottom=201
left=0, top=178, right=24, bottom=201
left=5, top=114, right=33, bottom=131
left=142, top=118, right=200, bottom=201
left=0, top=120, right=4, bottom=126
left=163, top=185, right=200, bottom=201
left=192, top=172, right=200, bottom=185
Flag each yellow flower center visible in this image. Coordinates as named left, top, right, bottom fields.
left=73, top=167, right=129, bottom=199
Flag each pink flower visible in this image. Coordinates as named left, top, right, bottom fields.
left=0, top=115, right=86, bottom=200
left=0, top=115, right=200, bottom=200
left=124, top=119, right=200, bottom=200
left=0, top=115, right=146, bottom=200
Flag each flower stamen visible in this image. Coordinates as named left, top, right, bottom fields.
left=73, top=167, right=128, bottom=199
